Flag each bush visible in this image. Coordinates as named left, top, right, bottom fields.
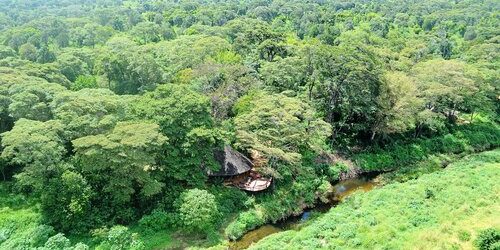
left=457, top=230, right=471, bottom=242
left=327, top=163, right=348, bottom=182
left=316, top=180, right=334, bottom=203
left=44, top=233, right=71, bottom=249
left=208, top=185, right=249, bottom=218
left=138, top=210, right=176, bottom=232
left=176, top=189, right=220, bottom=234
left=97, top=225, right=145, bottom=250
left=475, top=228, right=500, bottom=250
left=355, top=122, right=500, bottom=172
left=225, top=210, right=265, bottom=240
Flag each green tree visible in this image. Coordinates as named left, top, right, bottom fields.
left=50, top=88, right=128, bottom=140
left=72, top=122, right=167, bottom=222
left=8, top=82, right=66, bottom=121
left=260, top=56, right=307, bottom=93
left=1, top=119, right=66, bottom=190
left=176, top=189, right=220, bottom=234
left=371, top=72, right=423, bottom=139
left=56, top=54, right=89, bottom=82
left=43, top=233, right=71, bottom=249
left=130, top=21, right=161, bottom=44
left=0, top=45, right=16, bottom=59
left=309, top=45, right=382, bottom=142
left=234, top=92, right=331, bottom=177
left=71, top=75, right=98, bottom=91
left=412, top=59, right=485, bottom=122
left=41, top=169, right=93, bottom=232
left=98, top=225, right=145, bottom=250
left=19, top=43, right=38, bottom=62
left=129, top=84, right=220, bottom=185
left=36, top=45, right=56, bottom=63
left=95, top=37, right=163, bottom=94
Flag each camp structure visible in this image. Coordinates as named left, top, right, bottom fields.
left=208, top=145, right=253, bottom=176
left=208, top=146, right=272, bottom=192
left=229, top=170, right=273, bottom=192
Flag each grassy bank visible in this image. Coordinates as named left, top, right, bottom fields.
left=249, top=149, right=500, bottom=249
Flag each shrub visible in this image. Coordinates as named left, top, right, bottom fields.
left=208, top=185, right=249, bottom=218
left=316, top=180, right=334, bottom=203
left=176, top=189, right=220, bottom=234
left=475, top=228, right=500, bottom=250
left=138, top=210, right=176, bottom=232
left=71, top=75, right=98, bottom=90
left=327, top=163, right=348, bottom=181
left=73, top=242, right=90, bottom=250
left=27, top=225, right=55, bottom=247
left=44, top=233, right=71, bottom=249
left=457, top=230, right=471, bottom=242
left=225, top=210, right=265, bottom=240
left=355, top=122, right=500, bottom=172
left=97, top=225, right=145, bottom=250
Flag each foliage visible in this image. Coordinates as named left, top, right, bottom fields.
left=1, top=119, right=66, bottom=190
left=355, top=122, right=500, bottom=172
left=475, top=228, right=500, bottom=250
left=72, top=122, right=166, bottom=225
left=129, top=84, right=220, bottom=185
left=176, top=189, right=220, bottom=234
left=138, top=210, right=177, bottom=233
left=96, top=225, right=145, bottom=250
left=71, top=75, right=98, bottom=91
left=51, top=88, right=129, bottom=140
left=234, top=91, right=331, bottom=178
left=0, top=0, right=498, bottom=249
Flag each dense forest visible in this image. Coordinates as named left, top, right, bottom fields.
left=0, top=0, right=498, bottom=249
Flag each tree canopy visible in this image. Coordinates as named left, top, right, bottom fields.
left=0, top=0, right=498, bottom=249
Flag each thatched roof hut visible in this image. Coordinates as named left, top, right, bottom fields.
left=208, top=146, right=253, bottom=177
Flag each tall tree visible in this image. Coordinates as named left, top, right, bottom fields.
left=412, top=59, right=485, bottom=122
left=128, top=84, right=220, bottom=185
left=72, top=122, right=167, bottom=223
left=1, top=119, right=66, bottom=190
left=310, top=45, right=383, bottom=142
left=371, top=72, right=423, bottom=139
left=234, top=92, right=331, bottom=178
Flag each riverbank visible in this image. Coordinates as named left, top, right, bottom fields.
left=229, top=174, right=381, bottom=249
left=223, top=121, right=500, bottom=242
left=249, top=149, right=500, bottom=249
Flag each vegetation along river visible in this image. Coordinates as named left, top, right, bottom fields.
left=229, top=174, right=381, bottom=250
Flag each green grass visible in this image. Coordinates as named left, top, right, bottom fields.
left=130, top=226, right=177, bottom=250
left=249, top=149, right=500, bottom=250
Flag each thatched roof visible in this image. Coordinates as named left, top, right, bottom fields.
left=208, top=146, right=253, bottom=177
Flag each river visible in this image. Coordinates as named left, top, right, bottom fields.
left=229, top=174, right=380, bottom=250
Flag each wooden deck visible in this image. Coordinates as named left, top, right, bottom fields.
left=224, top=170, right=272, bottom=192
